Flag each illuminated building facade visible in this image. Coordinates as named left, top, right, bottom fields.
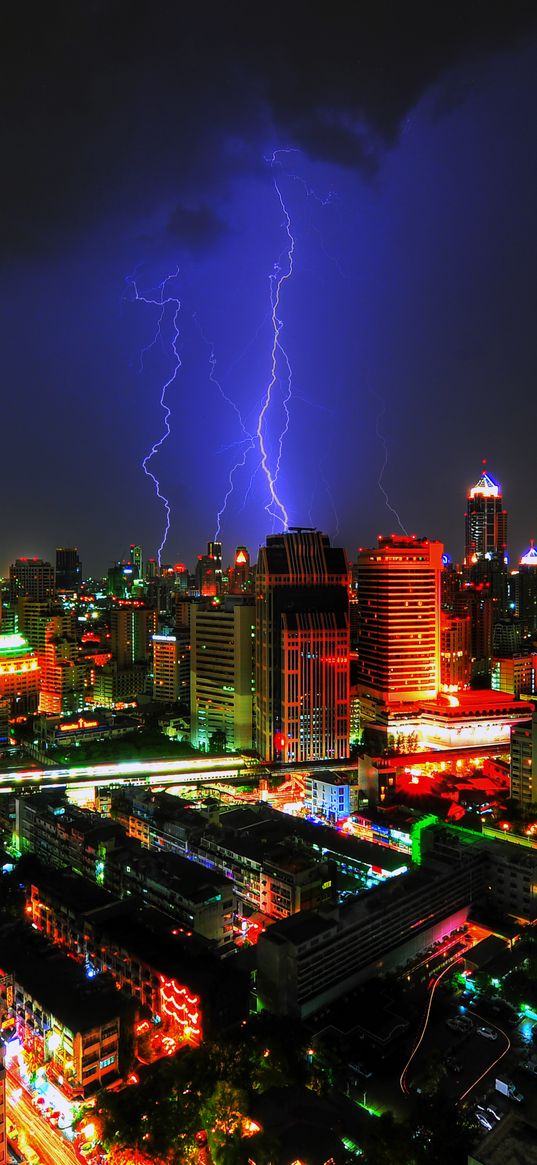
left=0, top=922, right=124, bottom=1096
left=38, top=617, right=86, bottom=715
left=510, top=709, right=537, bottom=806
left=229, top=546, right=252, bottom=594
left=464, top=468, right=507, bottom=566
left=0, top=631, right=40, bottom=714
left=9, top=557, right=54, bottom=602
left=515, top=543, right=537, bottom=638
left=190, top=599, right=255, bottom=752
left=110, top=605, right=155, bottom=668
left=0, top=1040, right=5, bottom=1165
left=129, top=543, right=143, bottom=580
left=304, top=773, right=351, bottom=822
left=440, top=612, right=471, bottom=691
left=152, top=633, right=179, bottom=702
left=55, top=547, right=82, bottom=592
left=255, top=529, right=350, bottom=763
left=257, top=853, right=481, bottom=1017
left=196, top=541, right=222, bottom=596
left=492, top=653, right=537, bottom=698
left=356, top=535, right=443, bottom=704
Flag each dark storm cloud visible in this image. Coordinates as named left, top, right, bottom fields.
left=166, top=204, right=227, bottom=251
left=2, top=0, right=536, bottom=259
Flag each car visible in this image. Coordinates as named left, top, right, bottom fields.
left=477, top=1026, right=498, bottom=1040
left=486, top=1105, right=503, bottom=1122
left=475, top=1111, right=494, bottom=1131
left=348, top=1062, right=372, bottom=1079
left=519, top=1060, right=537, bottom=1077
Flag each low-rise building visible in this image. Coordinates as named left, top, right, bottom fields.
left=0, top=919, right=129, bottom=1096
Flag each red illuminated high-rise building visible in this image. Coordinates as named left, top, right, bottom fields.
left=255, top=528, right=350, bottom=763
left=356, top=535, right=443, bottom=704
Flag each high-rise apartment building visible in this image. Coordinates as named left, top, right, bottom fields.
left=10, top=558, right=54, bottom=602
left=152, top=633, right=179, bottom=702
left=38, top=618, right=86, bottom=715
left=110, top=606, right=155, bottom=669
left=0, top=630, right=40, bottom=713
left=255, top=529, right=350, bottom=764
left=464, top=467, right=507, bottom=565
left=55, top=547, right=82, bottom=592
left=356, top=535, right=443, bottom=704
left=515, top=543, right=537, bottom=639
left=196, top=541, right=222, bottom=597
left=229, top=547, right=252, bottom=595
left=129, top=544, right=143, bottom=580
left=440, top=612, right=471, bottom=691
left=511, top=710, right=537, bottom=807
left=190, top=599, right=255, bottom=751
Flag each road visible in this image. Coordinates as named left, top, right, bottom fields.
left=7, top=1073, right=80, bottom=1165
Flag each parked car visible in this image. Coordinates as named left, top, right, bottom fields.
left=477, top=1026, right=498, bottom=1040
left=475, top=1110, right=494, bottom=1131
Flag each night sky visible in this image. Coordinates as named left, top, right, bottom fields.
left=2, top=2, right=537, bottom=575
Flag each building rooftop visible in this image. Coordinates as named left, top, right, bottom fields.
left=0, top=917, right=128, bottom=1033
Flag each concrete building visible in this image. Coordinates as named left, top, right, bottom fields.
left=152, top=633, right=179, bottom=702
left=492, top=653, right=537, bottom=698
left=110, top=605, right=155, bottom=669
left=0, top=920, right=126, bottom=1096
left=304, top=772, right=352, bottom=822
left=510, top=710, right=537, bottom=806
left=356, top=535, right=443, bottom=705
left=0, top=630, right=40, bottom=714
left=256, top=853, right=481, bottom=1018
left=255, top=529, right=350, bottom=764
left=55, top=548, right=82, bottom=592
left=190, top=599, right=255, bottom=751
left=9, top=558, right=54, bottom=603
left=38, top=618, right=86, bottom=715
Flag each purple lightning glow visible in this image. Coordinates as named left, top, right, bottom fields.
left=126, top=268, right=181, bottom=564
left=193, top=314, right=256, bottom=540
left=374, top=393, right=408, bottom=535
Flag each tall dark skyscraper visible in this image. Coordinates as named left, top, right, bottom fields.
left=464, top=467, right=507, bottom=566
left=55, top=547, right=82, bottom=592
left=255, top=528, right=350, bottom=764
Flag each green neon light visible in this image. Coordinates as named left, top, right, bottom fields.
left=410, top=815, right=439, bottom=865
left=0, top=633, right=33, bottom=656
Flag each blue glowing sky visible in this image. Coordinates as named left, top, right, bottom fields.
left=2, top=4, right=537, bottom=574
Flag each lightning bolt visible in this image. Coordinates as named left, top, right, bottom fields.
left=256, top=151, right=297, bottom=529
left=125, top=268, right=181, bottom=565
left=374, top=393, right=408, bottom=535
left=192, top=314, right=256, bottom=541
left=256, top=148, right=340, bottom=530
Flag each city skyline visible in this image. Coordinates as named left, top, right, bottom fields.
left=2, top=6, right=537, bottom=573
left=0, top=462, right=534, bottom=578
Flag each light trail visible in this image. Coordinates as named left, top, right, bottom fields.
left=400, top=958, right=462, bottom=1095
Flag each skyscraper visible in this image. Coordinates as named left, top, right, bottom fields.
left=152, top=633, right=179, bottom=702
left=356, top=535, right=443, bottom=704
left=190, top=598, right=255, bottom=751
left=255, top=529, right=350, bottom=764
left=55, top=547, right=82, bottom=592
left=464, top=467, right=507, bottom=566
left=10, top=558, right=54, bottom=602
